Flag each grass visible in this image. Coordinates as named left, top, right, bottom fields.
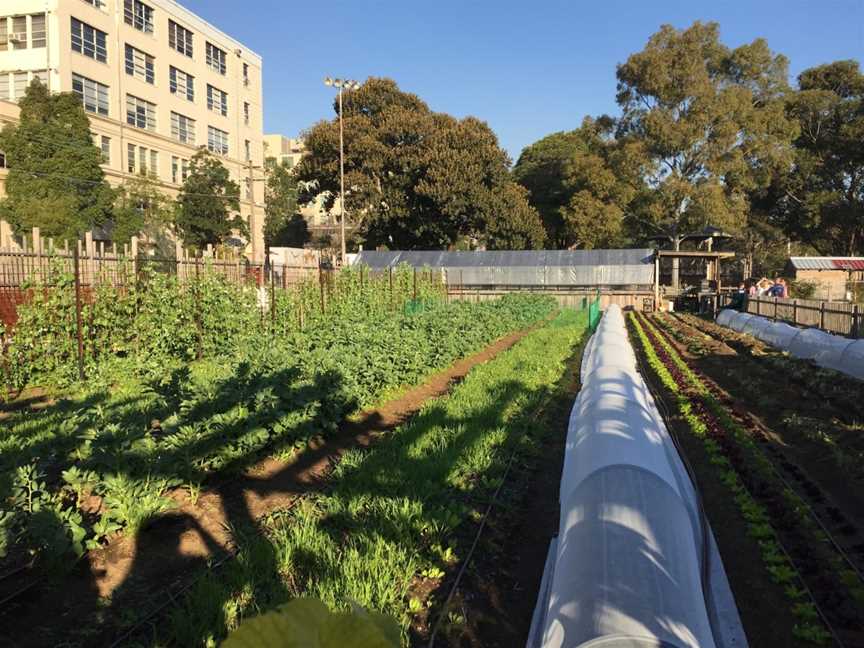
left=158, top=308, right=589, bottom=647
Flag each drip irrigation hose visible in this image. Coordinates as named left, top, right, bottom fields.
left=638, top=313, right=847, bottom=648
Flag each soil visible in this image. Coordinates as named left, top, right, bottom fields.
left=0, top=325, right=535, bottom=648
left=630, top=316, right=807, bottom=648
left=423, top=333, right=587, bottom=647
left=663, top=314, right=864, bottom=541
left=644, top=314, right=864, bottom=646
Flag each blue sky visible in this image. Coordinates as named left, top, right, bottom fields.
left=182, top=0, right=864, bottom=161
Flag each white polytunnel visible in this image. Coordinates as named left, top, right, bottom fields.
left=759, top=321, right=802, bottom=350
left=715, top=309, right=863, bottom=381
left=728, top=312, right=755, bottom=333
left=528, top=305, right=747, bottom=648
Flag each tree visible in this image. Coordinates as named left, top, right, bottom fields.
left=295, top=77, right=545, bottom=250
left=175, top=148, right=242, bottom=250
left=513, top=116, right=646, bottom=248
left=778, top=60, right=864, bottom=255
left=0, top=80, right=114, bottom=241
left=615, top=21, right=797, bottom=283
left=263, top=159, right=308, bottom=248
left=112, top=172, right=175, bottom=252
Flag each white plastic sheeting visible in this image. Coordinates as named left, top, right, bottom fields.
left=529, top=305, right=746, bottom=648
left=715, top=309, right=864, bottom=381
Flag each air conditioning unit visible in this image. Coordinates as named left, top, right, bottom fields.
left=9, top=33, right=28, bottom=44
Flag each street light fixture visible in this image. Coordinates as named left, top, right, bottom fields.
left=324, top=76, right=361, bottom=266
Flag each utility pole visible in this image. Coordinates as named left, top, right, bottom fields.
left=324, top=76, right=361, bottom=267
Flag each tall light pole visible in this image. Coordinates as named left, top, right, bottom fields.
left=324, top=76, right=360, bottom=266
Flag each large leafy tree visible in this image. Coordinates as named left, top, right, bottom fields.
left=615, top=21, right=798, bottom=269
left=112, top=173, right=175, bottom=252
left=513, top=116, right=646, bottom=248
left=295, top=77, right=545, bottom=250
left=778, top=60, right=864, bottom=255
left=0, top=80, right=114, bottom=241
left=175, top=148, right=243, bottom=249
left=263, top=159, right=308, bottom=249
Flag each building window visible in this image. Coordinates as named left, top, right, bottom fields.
left=0, top=77, right=8, bottom=101
left=126, top=94, right=156, bottom=131
left=0, top=20, right=6, bottom=53
left=245, top=177, right=253, bottom=200
left=244, top=139, right=251, bottom=162
left=13, top=73, right=28, bottom=101
left=168, top=20, right=193, bottom=57
left=11, top=16, right=27, bottom=50
left=127, top=144, right=159, bottom=176
left=172, top=156, right=190, bottom=184
left=124, top=0, right=154, bottom=34
left=207, top=85, right=228, bottom=117
left=207, top=126, right=229, bottom=156
left=243, top=102, right=250, bottom=126
left=71, top=18, right=107, bottom=63
left=125, top=44, right=155, bottom=84
left=32, top=70, right=47, bottom=84
left=205, top=42, right=227, bottom=75
left=100, top=135, right=110, bottom=163
left=149, top=149, right=158, bottom=176
left=72, top=73, right=109, bottom=115
left=0, top=151, right=6, bottom=168
left=243, top=63, right=249, bottom=86
left=82, top=0, right=107, bottom=8
left=31, top=14, right=46, bottom=48
left=169, top=66, right=194, bottom=101
left=170, top=112, right=196, bottom=144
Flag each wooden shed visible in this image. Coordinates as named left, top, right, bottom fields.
left=785, top=257, right=864, bottom=301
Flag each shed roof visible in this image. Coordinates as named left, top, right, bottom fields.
left=353, top=249, right=655, bottom=286
left=788, top=257, right=864, bottom=271
left=354, top=249, right=654, bottom=268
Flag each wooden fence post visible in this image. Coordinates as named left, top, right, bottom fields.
left=72, top=247, right=85, bottom=381
left=851, top=304, right=859, bottom=339
left=773, top=297, right=778, bottom=321
left=319, top=265, right=325, bottom=314
left=792, top=299, right=798, bottom=326
left=819, top=301, right=826, bottom=331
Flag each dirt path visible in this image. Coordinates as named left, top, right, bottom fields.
left=1, top=325, right=536, bottom=648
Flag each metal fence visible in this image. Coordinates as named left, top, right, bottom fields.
left=720, top=294, right=863, bottom=338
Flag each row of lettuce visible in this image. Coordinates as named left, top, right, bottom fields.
left=0, top=268, right=556, bottom=573
left=631, top=312, right=864, bottom=644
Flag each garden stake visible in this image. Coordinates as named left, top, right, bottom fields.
left=72, top=246, right=85, bottom=381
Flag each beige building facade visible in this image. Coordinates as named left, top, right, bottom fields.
left=263, top=133, right=340, bottom=234
left=0, top=0, right=266, bottom=260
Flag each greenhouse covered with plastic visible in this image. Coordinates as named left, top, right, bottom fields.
left=352, top=249, right=655, bottom=289
left=716, top=310, right=864, bottom=380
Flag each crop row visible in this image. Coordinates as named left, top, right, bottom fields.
left=629, top=313, right=841, bottom=645
left=156, top=308, right=589, bottom=646
left=673, top=313, right=864, bottom=425
left=651, top=313, right=864, bottom=483
left=0, top=284, right=556, bottom=576
left=1, top=264, right=442, bottom=396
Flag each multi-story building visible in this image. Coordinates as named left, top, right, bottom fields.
left=263, top=134, right=304, bottom=170
left=263, top=133, right=341, bottom=236
left=0, top=0, right=265, bottom=260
